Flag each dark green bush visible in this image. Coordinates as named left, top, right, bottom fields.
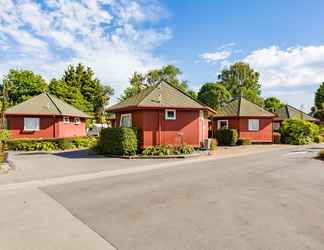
left=215, top=128, right=238, bottom=146
left=142, top=144, right=194, bottom=156
left=6, top=136, right=97, bottom=151
left=314, top=135, right=324, bottom=143
left=237, top=139, right=251, bottom=145
left=97, top=128, right=138, bottom=156
left=279, top=118, right=320, bottom=145
left=318, top=150, right=324, bottom=160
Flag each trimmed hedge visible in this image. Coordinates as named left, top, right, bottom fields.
left=237, top=139, right=251, bottom=145
left=6, top=136, right=97, bottom=151
left=142, top=144, right=194, bottom=156
left=97, top=128, right=138, bottom=156
left=215, top=128, right=238, bottom=146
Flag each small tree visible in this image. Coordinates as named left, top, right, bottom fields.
left=198, top=82, right=231, bottom=110
left=264, top=97, right=284, bottom=112
left=218, top=62, right=263, bottom=106
left=315, top=82, right=324, bottom=110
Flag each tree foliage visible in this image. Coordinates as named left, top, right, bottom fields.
left=49, top=63, right=114, bottom=121
left=218, top=62, right=263, bottom=106
left=121, top=65, right=196, bottom=100
left=1, top=69, right=48, bottom=107
left=264, top=97, right=284, bottom=112
left=197, top=82, right=231, bottom=110
left=315, top=82, right=324, bottom=110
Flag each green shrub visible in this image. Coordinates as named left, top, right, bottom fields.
left=97, top=128, right=138, bottom=156
left=6, top=136, right=97, bottom=151
left=273, top=132, right=281, bottom=144
left=279, top=118, right=320, bottom=145
left=314, top=135, right=324, bottom=143
left=215, top=128, right=238, bottom=146
left=142, top=144, right=194, bottom=156
left=0, top=129, right=10, bottom=141
left=237, top=139, right=251, bottom=145
left=210, top=139, right=217, bottom=150
left=318, top=150, right=324, bottom=160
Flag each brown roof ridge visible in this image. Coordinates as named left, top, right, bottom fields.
left=45, top=92, right=62, bottom=115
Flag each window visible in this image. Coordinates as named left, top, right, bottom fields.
left=217, top=120, right=228, bottom=129
left=273, top=122, right=280, bottom=131
left=165, top=109, right=176, bottom=120
left=120, top=113, right=132, bottom=127
left=24, top=118, right=40, bottom=131
left=63, top=117, right=70, bottom=124
left=248, top=119, right=259, bottom=131
left=74, top=117, right=80, bottom=125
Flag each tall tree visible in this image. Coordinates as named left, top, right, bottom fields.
left=1, top=69, right=48, bottom=107
left=198, top=82, right=231, bottom=110
left=49, top=63, right=114, bottom=121
left=218, top=62, right=263, bottom=106
left=315, top=82, right=324, bottom=110
left=121, top=65, right=196, bottom=100
left=264, top=97, right=284, bottom=112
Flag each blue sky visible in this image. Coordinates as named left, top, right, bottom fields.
left=1, top=0, right=324, bottom=111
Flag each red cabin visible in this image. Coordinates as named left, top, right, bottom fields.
left=212, top=97, right=276, bottom=143
left=107, top=81, right=215, bottom=148
left=5, top=93, right=91, bottom=139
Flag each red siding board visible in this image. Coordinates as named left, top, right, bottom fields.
left=7, top=115, right=86, bottom=139
left=116, top=109, right=207, bottom=148
left=213, top=117, right=273, bottom=143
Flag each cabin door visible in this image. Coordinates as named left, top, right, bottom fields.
left=199, top=110, right=205, bottom=144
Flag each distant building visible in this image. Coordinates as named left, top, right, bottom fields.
left=212, top=97, right=276, bottom=143
left=5, top=93, right=91, bottom=139
left=273, top=104, right=319, bottom=130
left=106, top=80, right=215, bottom=148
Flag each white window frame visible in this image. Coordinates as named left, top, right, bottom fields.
left=63, top=117, right=70, bottom=124
left=24, top=117, right=40, bottom=131
left=248, top=119, right=259, bottom=131
left=217, top=120, right=228, bottom=129
left=165, top=109, right=176, bottom=120
left=120, top=113, right=132, bottom=127
left=74, top=117, right=80, bottom=125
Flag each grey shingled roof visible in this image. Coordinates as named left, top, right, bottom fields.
left=5, top=93, right=92, bottom=118
left=213, top=97, right=275, bottom=118
left=107, top=80, right=212, bottom=112
left=275, top=104, right=318, bottom=122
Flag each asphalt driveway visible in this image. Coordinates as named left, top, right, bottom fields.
left=43, top=145, right=324, bottom=250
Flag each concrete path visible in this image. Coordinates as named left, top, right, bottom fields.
left=42, top=145, right=324, bottom=250
left=0, top=188, right=115, bottom=250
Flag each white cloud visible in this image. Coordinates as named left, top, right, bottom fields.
left=0, top=0, right=172, bottom=100
left=200, top=50, right=232, bottom=63
left=243, top=45, right=324, bottom=89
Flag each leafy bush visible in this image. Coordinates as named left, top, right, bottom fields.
left=210, top=139, right=217, bottom=150
left=215, top=128, right=238, bottom=146
left=6, top=136, right=97, bottom=151
left=237, top=139, right=251, bottom=145
left=142, top=144, right=194, bottom=156
left=279, top=118, right=320, bottom=145
left=314, top=135, right=324, bottom=143
left=0, top=129, right=10, bottom=141
left=273, top=132, right=281, bottom=144
left=97, top=128, right=138, bottom=156
left=318, top=150, right=324, bottom=160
